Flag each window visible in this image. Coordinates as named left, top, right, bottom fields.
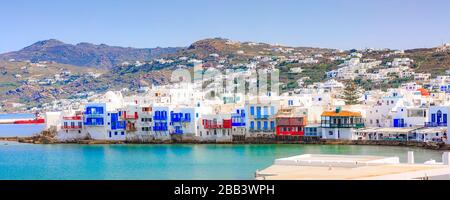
left=121, top=131, right=125, bottom=135
left=250, top=106, right=254, bottom=115
left=250, top=121, right=255, bottom=129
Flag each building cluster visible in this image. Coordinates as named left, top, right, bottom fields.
left=42, top=76, right=450, bottom=145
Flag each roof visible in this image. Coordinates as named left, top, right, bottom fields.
left=356, top=127, right=419, bottom=134
left=417, top=88, right=430, bottom=96
left=321, top=110, right=362, bottom=117
left=415, top=127, right=447, bottom=134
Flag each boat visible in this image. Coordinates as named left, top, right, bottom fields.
left=13, top=118, right=45, bottom=124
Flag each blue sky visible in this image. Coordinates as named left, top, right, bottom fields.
left=1, top=0, right=450, bottom=53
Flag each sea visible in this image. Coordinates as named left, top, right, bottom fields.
left=0, top=114, right=445, bottom=180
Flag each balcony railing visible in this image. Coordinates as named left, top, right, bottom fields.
left=154, top=116, right=168, bottom=121
left=249, top=128, right=275, bottom=132
left=425, top=122, right=448, bottom=127
left=171, top=118, right=191, bottom=123
left=171, top=129, right=184, bottom=134
left=153, top=126, right=168, bottom=131
left=111, top=122, right=126, bottom=130
left=85, top=114, right=104, bottom=118
left=122, top=115, right=138, bottom=120
left=61, top=125, right=82, bottom=130
left=63, top=116, right=82, bottom=120
left=321, top=123, right=364, bottom=128
left=254, top=115, right=269, bottom=119
left=204, top=124, right=223, bottom=129
left=232, top=122, right=246, bottom=127
left=394, top=123, right=408, bottom=128
left=84, top=122, right=104, bottom=126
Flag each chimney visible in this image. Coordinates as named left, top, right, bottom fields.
left=442, top=152, right=450, bottom=166
left=407, top=151, right=414, bottom=164
left=335, top=107, right=341, bottom=113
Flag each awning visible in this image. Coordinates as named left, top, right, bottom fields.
left=415, top=127, right=447, bottom=134
left=356, top=127, right=420, bottom=134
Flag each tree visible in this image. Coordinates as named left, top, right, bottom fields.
left=342, top=81, right=361, bottom=105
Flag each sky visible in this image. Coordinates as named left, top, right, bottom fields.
left=1, top=0, right=450, bottom=53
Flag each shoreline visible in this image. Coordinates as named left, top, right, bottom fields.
left=1, top=136, right=449, bottom=151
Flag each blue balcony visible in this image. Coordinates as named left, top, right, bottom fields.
left=172, top=128, right=184, bottom=134
left=111, top=121, right=126, bottom=130
left=425, top=122, right=447, bottom=127
left=393, top=123, right=408, bottom=128
left=153, top=126, right=168, bottom=131
left=232, top=122, right=246, bottom=127
left=255, top=114, right=269, bottom=119
left=85, top=106, right=104, bottom=115
left=84, top=121, right=104, bottom=126
left=85, top=113, right=104, bottom=118
left=154, top=115, right=168, bottom=121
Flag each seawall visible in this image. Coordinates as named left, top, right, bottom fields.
left=2, top=135, right=450, bottom=150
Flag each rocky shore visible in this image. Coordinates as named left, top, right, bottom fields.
left=2, top=133, right=449, bottom=151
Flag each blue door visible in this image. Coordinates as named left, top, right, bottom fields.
left=393, top=119, right=399, bottom=127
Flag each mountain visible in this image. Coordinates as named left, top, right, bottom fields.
left=0, top=39, right=183, bottom=69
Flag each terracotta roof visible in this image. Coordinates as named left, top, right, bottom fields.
left=321, top=110, right=362, bottom=117
left=417, top=88, right=430, bottom=96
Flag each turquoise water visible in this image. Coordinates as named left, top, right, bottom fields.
left=0, top=114, right=45, bottom=137
left=0, top=142, right=444, bottom=180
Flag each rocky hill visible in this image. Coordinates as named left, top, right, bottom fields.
left=2, top=38, right=450, bottom=112
left=0, top=39, right=182, bottom=69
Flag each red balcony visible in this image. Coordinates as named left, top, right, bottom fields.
left=203, top=119, right=232, bottom=129
left=122, top=111, right=139, bottom=120
left=123, top=115, right=138, bottom=119
left=63, top=116, right=82, bottom=120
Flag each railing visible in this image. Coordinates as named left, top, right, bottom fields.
left=83, top=122, right=104, bottom=126
left=394, top=123, right=408, bottom=128
left=122, top=115, right=138, bottom=120
left=61, top=125, right=82, bottom=130
left=111, top=122, right=126, bottom=130
left=321, top=123, right=364, bottom=128
left=171, top=118, right=191, bottom=123
left=249, top=128, right=275, bottom=132
left=153, top=126, right=168, bottom=131
left=254, top=115, right=269, bottom=119
left=424, top=122, right=447, bottom=127
left=63, top=116, right=82, bottom=120
left=171, top=129, right=184, bottom=134
left=154, top=116, right=168, bottom=121
left=84, top=114, right=104, bottom=118
left=232, top=122, right=246, bottom=127
left=204, top=124, right=223, bottom=129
